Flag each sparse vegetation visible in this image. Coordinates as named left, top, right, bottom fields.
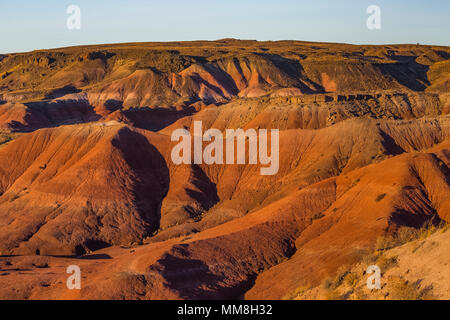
left=322, top=265, right=352, bottom=291
left=375, top=235, right=395, bottom=252
left=0, top=40, right=449, bottom=300
left=375, top=220, right=449, bottom=253
left=181, top=235, right=193, bottom=242
left=9, top=194, right=20, bottom=202
left=375, top=193, right=387, bottom=202
left=376, top=255, right=398, bottom=272
left=294, top=220, right=450, bottom=300
left=311, top=212, right=325, bottom=221
left=0, top=131, right=22, bottom=146
left=389, top=277, right=435, bottom=300
left=344, top=272, right=360, bottom=288
left=282, top=285, right=310, bottom=300
left=322, top=278, right=335, bottom=290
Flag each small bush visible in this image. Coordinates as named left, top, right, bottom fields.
left=311, top=212, right=325, bottom=221
left=375, top=235, right=395, bottom=252
left=282, top=285, right=310, bottom=300
left=390, top=279, right=420, bottom=300
left=389, top=278, right=434, bottom=300
left=418, top=221, right=438, bottom=240
left=377, top=255, right=398, bottom=272
left=322, top=278, right=335, bottom=290
left=439, top=223, right=449, bottom=233
left=361, top=251, right=378, bottom=266
left=9, top=194, right=21, bottom=202
left=395, top=227, right=419, bottom=245
left=322, top=265, right=352, bottom=291
left=375, top=193, right=387, bottom=202
left=376, top=220, right=448, bottom=253
left=333, top=265, right=352, bottom=287
left=0, top=132, right=22, bottom=146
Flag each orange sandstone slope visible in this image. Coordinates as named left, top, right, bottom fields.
left=246, top=145, right=450, bottom=299
left=0, top=123, right=170, bottom=255
left=79, top=139, right=450, bottom=300
left=0, top=138, right=448, bottom=300
left=74, top=141, right=450, bottom=300
left=0, top=115, right=448, bottom=256
left=0, top=40, right=449, bottom=300
left=0, top=116, right=448, bottom=299
left=1, top=40, right=450, bottom=132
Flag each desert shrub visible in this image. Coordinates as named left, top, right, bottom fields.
left=311, top=212, right=325, bottom=221
left=322, top=265, right=352, bottom=291
left=282, top=285, right=310, bottom=300
left=376, top=255, right=398, bottom=272
left=333, top=265, right=352, bottom=287
left=375, top=193, right=387, bottom=202
left=395, top=227, right=419, bottom=244
left=390, top=279, right=420, bottom=300
left=376, top=220, right=449, bottom=253
left=418, top=220, right=437, bottom=240
left=0, top=132, right=22, bottom=146
left=439, top=222, right=450, bottom=233
left=375, top=235, right=396, bottom=252
left=389, top=278, right=434, bottom=300
left=9, top=194, right=21, bottom=202
left=361, top=250, right=378, bottom=266
left=344, top=273, right=360, bottom=288
left=397, top=220, right=448, bottom=244
left=322, top=278, right=335, bottom=290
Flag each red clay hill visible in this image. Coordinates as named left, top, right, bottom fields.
left=0, top=40, right=449, bottom=300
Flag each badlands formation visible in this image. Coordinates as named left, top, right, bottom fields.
left=0, top=39, right=449, bottom=299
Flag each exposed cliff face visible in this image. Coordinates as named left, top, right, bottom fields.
left=0, top=40, right=449, bottom=132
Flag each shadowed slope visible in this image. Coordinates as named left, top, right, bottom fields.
left=1, top=140, right=446, bottom=299
left=0, top=123, right=169, bottom=255
left=1, top=40, right=449, bottom=132
left=0, top=40, right=449, bottom=300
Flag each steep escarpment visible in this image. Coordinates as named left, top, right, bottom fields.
left=1, top=40, right=449, bottom=132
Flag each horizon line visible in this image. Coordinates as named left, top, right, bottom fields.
left=2, top=38, right=449, bottom=55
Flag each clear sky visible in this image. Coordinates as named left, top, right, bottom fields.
left=1, top=0, right=449, bottom=54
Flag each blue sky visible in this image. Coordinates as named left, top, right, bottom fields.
left=1, top=0, right=449, bottom=53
